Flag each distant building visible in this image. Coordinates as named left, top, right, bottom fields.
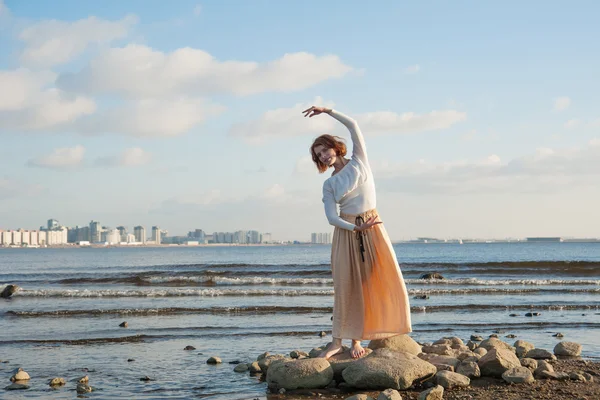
left=134, top=226, right=146, bottom=244
left=47, top=219, right=59, bottom=230
left=89, top=220, right=102, bottom=243
left=262, top=233, right=272, bottom=243
left=117, top=226, right=128, bottom=242
left=311, top=232, right=332, bottom=244
left=526, top=237, right=563, bottom=242
left=152, top=226, right=161, bottom=244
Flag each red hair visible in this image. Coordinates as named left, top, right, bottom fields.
left=310, top=134, right=347, bottom=173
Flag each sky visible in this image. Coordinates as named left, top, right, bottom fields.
left=1, top=0, right=599, bottom=241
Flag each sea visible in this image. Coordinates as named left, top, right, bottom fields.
left=1, top=242, right=599, bottom=399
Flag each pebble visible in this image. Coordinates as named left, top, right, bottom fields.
left=184, top=345, right=196, bottom=350
left=206, top=356, right=222, bottom=364
left=119, top=321, right=128, bottom=328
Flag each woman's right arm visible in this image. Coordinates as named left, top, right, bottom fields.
left=322, top=185, right=357, bottom=231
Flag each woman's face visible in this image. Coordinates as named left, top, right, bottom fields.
left=313, top=145, right=337, bottom=167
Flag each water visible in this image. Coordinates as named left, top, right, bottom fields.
left=1, top=243, right=599, bottom=399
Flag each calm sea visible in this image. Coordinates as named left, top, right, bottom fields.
left=1, top=243, right=599, bottom=399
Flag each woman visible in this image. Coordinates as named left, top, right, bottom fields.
left=303, top=105, right=412, bottom=359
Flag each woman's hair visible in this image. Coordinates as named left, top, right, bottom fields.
left=310, top=134, right=347, bottom=173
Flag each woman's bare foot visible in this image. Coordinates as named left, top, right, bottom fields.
left=318, top=338, right=343, bottom=359
left=350, top=340, right=366, bottom=359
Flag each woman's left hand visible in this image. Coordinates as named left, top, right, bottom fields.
left=355, top=216, right=382, bottom=232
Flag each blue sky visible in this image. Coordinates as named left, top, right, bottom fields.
left=1, top=0, right=599, bottom=241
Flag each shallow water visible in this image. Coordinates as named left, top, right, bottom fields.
left=1, top=242, right=600, bottom=398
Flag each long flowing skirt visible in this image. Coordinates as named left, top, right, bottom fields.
left=331, top=208, right=412, bottom=340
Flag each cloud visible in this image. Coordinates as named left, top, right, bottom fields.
left=74, top=97, right=224, bottom=137
left=57, top=45, right=353, bottom=97
left=564, top=119, right=580, bottom=129
left=0, top=69, right=96, bottom=132
left=403, top=64, right=420, bottom=74
left=27, top=145, right=85, bottom=169
left=95, top=147, right=151, bottom=167
left=0, top=177, right=43, bottom=200
left=553, top=96, right=571, bottom=111
left=19, top=15, right=138, bottom=67
left=230, top=99, right=466, bottom=142
left=193, top=4, right=202, bottom=16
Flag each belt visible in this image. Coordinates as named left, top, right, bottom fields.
left=355, top=216, right=366, bottom=262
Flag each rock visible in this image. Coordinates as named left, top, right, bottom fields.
left=418, top=354, right=461, bottom=369
left=345, top=395, right=374, bottom=400
left=462, top=356, right=481, bottom=363
left=524, top=348, right=557, bottom=360
left=553, top=332, right=564, bottom=338
left=342, top=349, right=437, bottom=390
left=258, top=354, right=290, bottom=373
left=505, top=334, right=517, bottom=339
left=127, top=358, right=135, bottom=362
left=234, top=363, right=249, bottom=372
left=368, top=334, right=422, bottom=355
left=257, top=352, right=270, bottom=361
left=569, top=372, right=586, bottom=381
left=249, top=361, right=261, bottom=373
left=377, top=388, right=403, bottom=400
left=309, top=347, right=324, bottom=358
left=329, top=348, right=373, bottom=378
left=479, top=337, right=515, bottom=353
left=206, top=356, right=222, bottom=364
left=421, top=344, right=452, bottom=355
left=502, top=367, right=535, bottom=383
left=466, top=341, right=479, bottom=350
left=477, top=348, right=521, bottom=377
left=456, top=361, right=481, bottom=379
left=49, top=377, right=65, bottom=386
left=553, top=341, right=582, bottom=357
left=76, top=384, right=93, bottom=393
left=414, top=295, right=430, bottom=300
left=420, top=273, right=444, bottom=280
left=184, top=345, right=196, bottom=350
left=582, top=372, right=594, bottom=382
left=525, top=312, right=541, bottom=317
left=435, top=364, right=454, bottom=372
left=534, top=360, right=554, bottom=377
left=4, top=383, right=29, bottom=390
left=77, top=375, right=89, bottom=384
left=119, top=321, right=128, bottom=328
left=520, top=358, right=538, bottom=371
left=470, top=335, right=484, bottom=341
left=514, top=340, right=535, bottom=358
left=473, top=347, right=487, bottom=356
left=457, top=351, right=475, bottom=361
left=509, top=313, right=518, bottom=317
left=319, top=331, right=327, bottom=337
left=1, top=284, right=20, bottom=298
left=290, top=350, right=309, bottom=359
left=418, top=385, right=444, bottom=400
left=139, top=376, right=154, bottom=381
left=10, top=368, right=30, bottom=381
left=435, top=370, right=470, bottom=389
left=538, top=371, right=570, bottom=381
left=266, top=358, right=333, bottom=390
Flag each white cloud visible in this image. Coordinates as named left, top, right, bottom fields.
left=193, top=4, right=202, bottom=16
left=403, top=64, right=420, bottom=74
left=27, top=145, right=85, bottom=169
left=564, top=119, right=580, bottom=129
left=0, top=69, right=96, bottom=131
left=553, top=96, right=571, bottom=111
left=57, top=45, right=353, bottom=97
left=75, top=97, right=224, bottom=137
left=95, top=147, right=152, bottom=167
left=19, top=15, right=138, bottom=67
left=358, top=110, right=467, bottom=135
left=0, top=177, right=43, bottom=200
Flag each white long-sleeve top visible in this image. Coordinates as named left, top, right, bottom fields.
left=322, top=110, right=376, bottom=231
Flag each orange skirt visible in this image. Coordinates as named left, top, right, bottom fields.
left=331, top=208, right=412, bottom=340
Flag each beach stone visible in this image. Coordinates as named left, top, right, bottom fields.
left=368, top=334, right=422, bottom=355
left=432, top=338, right=451, bottom=346
left=514, top=340, right=535, bottom=358
left=259, top=354, right=290, bottom=373
left=435, top=364, right=454, bottom=372
left=505, top=334, right=517, bottom=338
left=77, top=375, right=89, bottom=384
left=418, top=385, right=444, bottom=400
left=520, top=358, right=538, bottom=371
left=4, top=383, right=29, bottom=390
left=206, top=356, right=222, bottom=364
left=49, top=377, right=65, bottom=386
left=184, top=345, right=196, bottom=350
left=119, top=321, right=128, bottom=328
left=477, top=348, right=521, bottom=377
left=345, top=395, right=374, bottom=400
left=342, top=349, right=437, bottom=390
left=479, top=337, right=515, bottom=353
left=139, top=376, right=153, bottom=381
left=435, top=370, right=470, bottom=389
left=319, top=331, right=327, bottom=337
left=257, top=352, right=270, bottom=361
left=473, top=347, right=487, bottom=356
left=461, top=355, right=481, bottom=363
left=377, top=388, right=403, bottom=400
left=234, top=363, right=249, bottom=372
left=10, top=368, right=30, bottom=381
left=420, top=273, right=444, bottom=280
left=249, top=361, right=261, bottom=373
left=569, top=372, right=586, bottom=381
left=1, top=284, right=20, bottom=298
left=470, top=335, right=484, bottom=342
left=418, top=354, right=461, bottom=369
left=534, top=360, right=554, bottom=377
left=266, top=358, right=333, bottom=390
left=456, top=361, right=481, bottom=379
left=538, top=371, right=570, bottom=381
left=77, top=384, right=93, bottom=393
left=553, top=332, right=564, bottom=338
left=502, top=367, right=535, bottom=384
left=329, top=348, right=373, bottom=378
left=489, top=334, right=499, bottom=338
left=553, top=341, right=582, bottom=357
left=524, top=348, right=557, bottom=360
left=421, top=344, right=452, bottom=355
left=582, top=372, right=594, bottom=382
left=525, top=312, right=541, bottom=317
left=457, top=351, right=476, bottom=361
left=290, top=350, right=309, bottom=359
left=466, top=340, right=479, bottom=350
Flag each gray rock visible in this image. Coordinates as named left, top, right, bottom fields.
left=266, top=358, right=333, bottom=390
left=538, top=371, right=570, bottom=380
left=368, top=334, right=422, bottom=355
left=1, top=284, right=20, bottom=298
left=418, top=385, right=444, bottom=400
left=421, top=344, right=452, bottom=355
left=76, top=384, right=93, bottom=393
left=533, top=360, right=554, bottom=377
left=466, top=340, right=479, bottom=350
left=257, top=352, right=270, bottom=361
left=418, top=354, right=461, bottom=369
left=119, top=321, right=128, bottom=328
left=456, top=361, right=481, bottom=378
left=524, top=348, right=557, bottom=360
left=420, top=273, right=444, bottom=280
left=234, top=363, right=249, bottom=372
left=479, top=338, right=515, bottom=353
left=184, top=345, right=196, bottom=350
left=376, top=388, right=403, bottom=400
left=473, top=347, right=487, bottom=356
left=258, top=354, right=290, bottom=373
left=502, top=367, right=535, bottom=383
left=345, top=395, right=374, bottom=400
left=569, top=372, right=586, bottom=381
left=290, top=350, right=309, bottom=359
left=249, top=361, right=261, bottom=373
left=49, top=377, right=65, bottom=386
left=477, top=348, right=521, bottom=377
left=582, top=372, right=594, bottom=382
left=4, top=383, right=29, bottom=390
left=10, top=368, right=30, bottom=382
left=329, top=348, right=373, bottom=378
left=342, top=349, right=437, bottom=390
left=206, top=356, right=222, bottom=364
left=520, top=358, right=538, bottom=371
left=470, top=335, right=484, bottom=341
left=514, top=340, right=535, bottom=358
left=435, top=370, right=470, bottom=389
left=553, top=341, right=582, bottom=357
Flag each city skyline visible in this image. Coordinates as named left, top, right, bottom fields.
left=1, top=1, right=599, bottom=241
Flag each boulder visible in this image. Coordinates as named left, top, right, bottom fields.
left=435, top=370, right=470, bottom=389
left=49, top=377, right=65, bottom=386
left=479, top=338, right=515, bottom=353
left=266, top=358, right=333, bottom=390
left=4, top=383, right=29, bottom=390
left=420, top=273, right=444, bottom=280
left=553, top=342, right=582, bottom=357
left=514, top=340, right=535, bottom=358
left=418, top=354, right=460, bottom=369
left=502, top=367, right=535, bottom=384
left=538, top=371, right=570, bottom=381
left=376, top=388, right=403, bottom=400
left=342, top=349, right=437, bottom=390
left=234, top=363, right=248, bottom=372
left=290, top=350, right=309, bottom=359
left=329, top=348, right=373, bottom=378
left=206, top=356, right=222, bottom=364
left=520, top=358, right=538, bottom=371
left=369, top=335, right=422, bottom=355
left=524, top=348, right=556, bottom=361
left=10, top=368, right=30, bottom=382
left=418, top=385, right=444, bottom=400
left=473, top=347, right=487, bottom=357
left=533, top=360, right=554, bottom=378
left=456, top=361, right=480, bottom=379
left=258, top=354, right=290, bottom=373
left=477, top=348, right=521, bottom=377
left=249, top=361, right=261, bottom=373
left=1, top=284, right=20, bottom=298
left=421, top=344, right=452, bottom=356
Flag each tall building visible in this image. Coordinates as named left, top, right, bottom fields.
left=188, top=229, right=206, bottom=243
left=262, top=233, right=272, bottom=243
left=117, top=226, right=127, bottom=242
left=248, top=230, right=262, bottom=244
left=311, top=232, right=332, bottom=244
left=134, top=226, right=146, bottom=244
left=152, top=226, right=161, bottom=244
left=89, top=220, right=101, bottom=243
left=47, top=219, right=59, bottom=230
